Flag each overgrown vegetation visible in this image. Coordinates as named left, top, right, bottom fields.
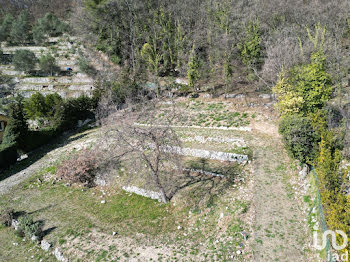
left=273, top=23, right=350, bottom=256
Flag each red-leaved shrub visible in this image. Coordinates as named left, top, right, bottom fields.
left=57, top=149, right=100, bottom=187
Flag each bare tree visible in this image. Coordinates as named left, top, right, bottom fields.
left=99, top=98, right=183, bottom=203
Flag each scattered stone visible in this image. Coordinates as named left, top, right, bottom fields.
left=236, top=250, right=241, bottom=255
left=101, top=200, right=106, bottom=204
left=177, top=226, right=182, bottom=230
left=13, top=242, right=18, bottom=246
left=94, top=176, right=107, bottom=187
left=54, top=248, right=68, bottom=262
left=31, top=235, right=39, bottom=242
left=41, top=240, right=51, bottom=251
left=112, top=232, right=117, bottom=236
left=259, top=94, right=272, bottom=99
left=219, top=212, right=224, bottom=219
left=11, top=219, right=19, bottom=230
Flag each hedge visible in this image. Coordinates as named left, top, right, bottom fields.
left=22, top=128, right=59, bottom=152
left=0, top=142, right=18, bottom=169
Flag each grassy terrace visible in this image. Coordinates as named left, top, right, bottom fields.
left=140, top=100, right=253, bottom=129
left=0, top=115, right=253, bottom=261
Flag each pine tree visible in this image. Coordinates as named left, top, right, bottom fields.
left=10, top=11, right=31, bottom=45
left=0, top=14, right=14, bottom=42
left=2, top=97, right=28, bottom=149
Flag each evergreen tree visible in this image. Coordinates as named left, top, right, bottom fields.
left=0, top=14, right=14, bottom=42
left=2, top=97, right=28, bottom=149
left=10, top=11, right=31, bottom=45
left=39, top=54, right=60, bottom=76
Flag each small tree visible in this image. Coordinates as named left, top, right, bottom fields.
left=238, top=18, right=264, bottom=68
left=101, top=99, right=184, bottom=203
left=39, top=54, right=60, bottom=76
left=10, top=11, right=31, bottom=45
left=187, top=46, right=200, bottom=91
left=45, top=93, right=63, bottom=118
left=13, top=50, right=38, bottom=73
left=2, top=97, right=28, bottom=149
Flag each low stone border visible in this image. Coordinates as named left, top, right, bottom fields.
left=122, top=185, right=163, bottom=202
left=135, top=123, right=252, bottom=132
left=163, top=146, right=248, bottom=164
left=181, top=135, right=246, bottom=147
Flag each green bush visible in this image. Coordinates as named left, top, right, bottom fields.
left=279, top=115, right=320, bottom=164
left=24, top=92, right=48, bottom=119
left=12, top=50, right=38, bottom=73
left=0, top=142, right=18, bottom=170
left=45, top=93, right=63, bottom=117
left=16, top=215, right=43, bottom=239
left=32, top=24, right=46, bottom=45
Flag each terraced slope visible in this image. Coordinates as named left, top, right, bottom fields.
left=0, top=36, right=95, bottom=98
left=0, top=96, right=316, bottom=261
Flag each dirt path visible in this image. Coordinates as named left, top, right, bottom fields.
left=250, top=125, right=311, bottom=261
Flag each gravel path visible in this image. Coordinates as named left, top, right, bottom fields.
left=0, top=157, right=51, bottom=195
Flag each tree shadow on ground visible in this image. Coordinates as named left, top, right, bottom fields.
left=0, top=127, right=93, bottom=182
left=166, top=158, right=242, bottom=205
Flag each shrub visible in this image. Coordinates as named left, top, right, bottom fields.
left=279, top=115, right=320, bottom=164
left=273, top=51, right=333, bottom=116
left=24, top=92, right=48, bottom=119
left=39, top=54, right=60, bottom=76
left=16, top=215, right=43, bottom=239
left=0, top=142, right=18, bottom=170
left=12, top=50, right=38, bottom=73
left=57, top=149, right=100, bottom=187
left=0, top=208, right=15, bottom=227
